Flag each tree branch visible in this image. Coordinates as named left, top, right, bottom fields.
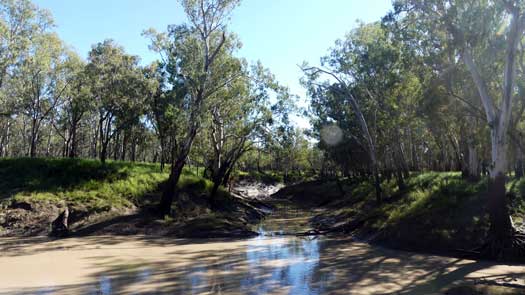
left=461, top=48, right=497, bottom=125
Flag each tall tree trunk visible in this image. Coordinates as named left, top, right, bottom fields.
left=158, top=125, right=198, bottom=216
left=4, top=120, right=10, bottom=157
left=68, top=117, right=79, bottom=158
left=92, top=119, right=99, bottom=159
left=159, top=137, right=166, bottom=172
left=131, top=137, right=137, bottom=162
left=121, top=131, right=128, bottom=161
left=158, top=156, right=186, bottom=216
left=488, top=133, right=513, bottom=245
left=100, top=144, right=108, bottom=164
left=395, top=132, right=410, bottom=179
left=393, top=147, right=406, bottom=191
left=467, top=141, right=480, bottom=181
left=46, top=124, right=53, bottom=157
left=462, top=61, right=512, bottom=251
left=257, top=148, right=262, bottom=173
left=1, top=119, right=10, bottom=157
left=113, top=132, right=120, bottom=161
left=30, top=118, right=38, bottom=158
left=516, top=157, right=524, bottom=179
left=99, top=118, right=108, bottom=163
left=373, top=167, right=382, bottom=203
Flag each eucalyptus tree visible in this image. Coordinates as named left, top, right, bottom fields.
left=144, top=62, right=186, bottom=171
left=0, top=0, right=53, bottom=113
left=271, top=126, right=311, bottom=180
left=344, top=22, right=421, bottom=188
left=86, top=40, right=147, bottom=163
left=384, top=6, right=491, bottom=179
left=53, top=53, right=91, bottom=158
left=206, top=63, right=284, bottom=201
left=393, top=0, right=525, bottom=258
left=145, top=0, right=242, bottom=215
left=13, top=33, right=71, bottom=157
left=206, top=69, right=251, bottom=199
left=0, top=0, right=53, bottom=156
left=302, top=32, right=384, bottom=202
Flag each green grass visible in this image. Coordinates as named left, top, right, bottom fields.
left=316, top=171, right=523, bottom=251
left=0, top=158, right=220, bottom=212
left=383, top=172, right=488, bottom=225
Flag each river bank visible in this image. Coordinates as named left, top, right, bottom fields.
left=1, top=158, right=524, bottom=294
left=0, top=159, right=277, bottom=239
left=0, top=203, right=524, bottom=294
left=273, top=174, right=525, bottom=262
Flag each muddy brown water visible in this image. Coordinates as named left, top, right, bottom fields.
left=0, top=203, right=524, bottom=295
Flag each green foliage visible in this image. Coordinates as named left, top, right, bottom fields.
left=0, top=0, right=54, bottom=113
left=86, top=39, right=150, bottom=162
left=361, top=172, right=490, bottom=229
left=0, top=158, right=168, bottom=210
left=317, top=172, right=503, bottom=250
left=0, top=158, right=264, bottom=234
left=0, top=158, right=227, bottom=213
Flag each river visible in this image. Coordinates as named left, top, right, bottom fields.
left=0, top=203, right=523, bottom=294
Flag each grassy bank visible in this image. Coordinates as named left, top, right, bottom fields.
left=275, top=172, right=525, bottom=254
left=0, top=158, right=168, bottom=211
left=0, top=158, right=265, bottom=237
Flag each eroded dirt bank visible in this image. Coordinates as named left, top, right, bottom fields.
left=1, top=204, right=524, bottom=294
left=1, top=182, right=524, bottom=294
left=0, top=181, right=281, bottom=239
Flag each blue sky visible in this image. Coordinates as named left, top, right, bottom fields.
left=33, top=0, right=393, bottom=127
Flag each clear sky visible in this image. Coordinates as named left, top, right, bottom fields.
left=33, top=0, right=393, bottom=127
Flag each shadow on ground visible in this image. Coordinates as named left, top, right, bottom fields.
left=0, top=234, right=524, bottom=294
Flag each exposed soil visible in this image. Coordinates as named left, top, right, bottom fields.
left=270, top=178, right=525, bottom=262
left=0, top=200, right=126, bottom=237
left=0, top=182, right=278, bottom=239
left=1, top=211, right=524, bottom=294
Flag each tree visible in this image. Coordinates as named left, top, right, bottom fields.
left=206, top=63, right=281, bottom=202
left=0, top=0, right=53, bottom=157
left=303, top=62, right=383, bottom=203
left=14, top=33, right=70, bottom=157
left=146, top=0, right=241, bottom=215
left=86, top=40, right=146, bottom=163
left=393, top=0, right=525, bottom=258
left=51, top=52, right=92, bottom=158
left=144, top=62, right=187, bottom=172
left=0, top=0, right=53, bottom=114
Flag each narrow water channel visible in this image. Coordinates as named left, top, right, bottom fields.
left=0, top=203, right=523, bottom=294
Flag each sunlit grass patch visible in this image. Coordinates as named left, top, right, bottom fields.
left=0, top=158, right=171, bottom=212
left=312, top=171, right=501, bottom=250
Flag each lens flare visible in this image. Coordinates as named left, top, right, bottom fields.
left=320, top=125, right=343, bottom=146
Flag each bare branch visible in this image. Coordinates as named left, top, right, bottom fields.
left=461, top=49, right=496, bottom=124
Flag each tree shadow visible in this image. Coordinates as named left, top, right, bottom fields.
left=1, top=236, right=524, bottom=294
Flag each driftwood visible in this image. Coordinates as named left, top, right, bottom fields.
left=268, top=229, right=330, bottom=237
left=50, top=207, right=69, bottom=237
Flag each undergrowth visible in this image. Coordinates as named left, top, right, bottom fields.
left=0, top=158, right=221, bottom=212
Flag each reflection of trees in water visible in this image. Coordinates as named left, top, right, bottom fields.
left=241, top=214, right=324, bottom=294
left=4, top=208, right=525, bottom=294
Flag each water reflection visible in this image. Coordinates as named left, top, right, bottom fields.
left=84, top=204, right=327, bottom=294
left=176, top=204, right=328, bottom=294
left=95, top=276, right=111, bottom=295
left=243, top=233, right=322, bottom=294
left=2, top=204, right=524, bottom=294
